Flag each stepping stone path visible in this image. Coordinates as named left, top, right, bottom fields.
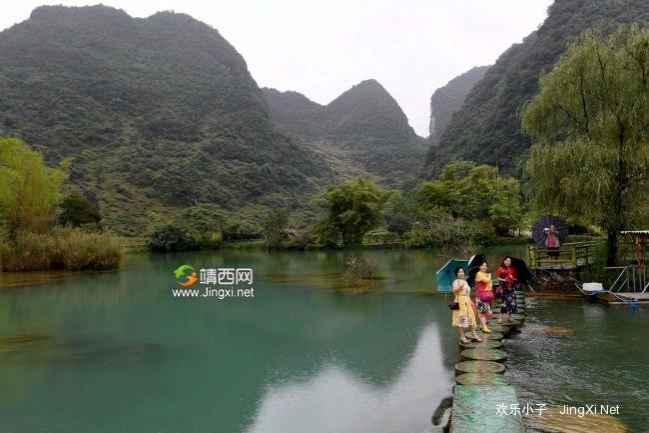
left=450, top=290, right=529, bottom=432
left=459, top=339, right=504, bottom=350
left=461, top=348, right=508, bottom=362
left=455, top=360, right=505, bottom=376
left=456, top=373, right=511, bottom=386
left=451, top=385, right=526, bottom=432
left=487, top=318, right=522, bottom=328
left=475, top=331, right=504, bottom=341
left=485, top=324, right=511, bottom=334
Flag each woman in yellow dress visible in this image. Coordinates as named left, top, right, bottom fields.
left=451, top=267, right=481, bottom=344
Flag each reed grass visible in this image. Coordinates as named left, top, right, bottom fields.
left=0, top=227, right=122, bottom=272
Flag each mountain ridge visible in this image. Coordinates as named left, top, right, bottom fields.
left=0, top=5, right=328, bottom=234
left=425, top=0, right=649, bottom=176
left=263, top=80, right=427, bottom=188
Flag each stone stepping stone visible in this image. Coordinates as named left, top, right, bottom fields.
left=455, top=360, right=505, bottom=376
left=452, top=385, right=525, bottom=432
left=488, top=318, right=522, bottom=328
left=479, top=331, right=504, bottom=341
left=461, top=348, right=508, bottom=362
left=459, top=339, right=504, bottom=350
left=485, top=324, right=511, bottom=334
left=456, top=373, right=511, bottom=386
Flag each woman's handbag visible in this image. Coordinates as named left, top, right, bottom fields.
left=478, top=290, right=494, bottom=303
left=448, top=302, right=460, bottom=310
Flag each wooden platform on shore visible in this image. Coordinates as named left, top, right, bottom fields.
left=528, top=241, right=600, bottom=270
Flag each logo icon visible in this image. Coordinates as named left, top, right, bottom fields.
left=174, top=265, right=198, bottom=287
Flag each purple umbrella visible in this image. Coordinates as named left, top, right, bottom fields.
left=532, top=216, right=569, bottom=247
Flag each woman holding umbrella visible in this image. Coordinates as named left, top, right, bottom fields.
left=544, top=224, right=561, bottom=259
left=496, top=257, right=518, bottom=324
left=451, top=267, right=481, bottom=344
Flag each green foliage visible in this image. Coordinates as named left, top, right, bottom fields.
left=148, top=224, right=192, bottom=252
left=414, top=161, right=522, bottom=234
left=222, top=220, right=262, bottom=242
left=323, top=178, right=394, bottom=248
left=147, top=203, right=228, bottom=252
left=58, top=193, right=102, bottom=229
left=261, top=209, right=290, bottom=250
left=311, top=217, right=341, bottom=248
left=0, top=227, right=121, bottom=271
left=176, top=203, right=227, bottom=248
left=408, top=206, right=496, bottom=250
left=0, top=137, right=68, bottom=240
left=427, top=0, right=649, bottom=175
left=383, top=193, right=414, bottom=240
left=0, top=5, right=326, bottom=235
left=521, top=24, right=649, bottom=265
left=264, top=80, right=428, bottom=188
left=489, top=177, right=522, bottom=236
left=0, top=138, right=121, bottom=271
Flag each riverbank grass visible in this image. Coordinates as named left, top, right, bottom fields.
left=1, top=228, right=122, bottom=272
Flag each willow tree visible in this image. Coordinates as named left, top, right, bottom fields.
left=0, top=138, right=68, bottom=240
left=522, top=25, right=649, bottom=265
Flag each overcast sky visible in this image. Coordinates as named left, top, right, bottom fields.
left=3, top=0, right=553, bottom=136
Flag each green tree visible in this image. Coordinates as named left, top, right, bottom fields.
left=384, top=193, right=413, bottom=240
left=148, top=224, right=192, bottom=252
left=261, top=209, right=289, bottom=250
left=324, top=178, right=393, bottom=248
left=0, top=138, right=68, bottom=240
left=415, top=161, right=521, bottom=234
left=147, top=203, right=228, bottom=252
left=489, top=176, right=522, bottom=236
left=521, top=25, right=649, bottom=265
left=58, top=194, right=102, bottom=229
left=175, top=203, right=227, bottom=249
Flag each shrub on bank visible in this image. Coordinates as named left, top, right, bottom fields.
left=0, top=228, right=122, bottom=271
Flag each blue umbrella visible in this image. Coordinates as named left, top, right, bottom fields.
left=435, top=259, right=469, bottom=292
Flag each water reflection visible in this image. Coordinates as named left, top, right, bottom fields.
left=0, top=249, right=466, bottom=433
left=246, top=325, right=450, bottom=433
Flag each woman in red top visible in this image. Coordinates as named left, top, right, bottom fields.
left=496, top=256, right=518, bottom=324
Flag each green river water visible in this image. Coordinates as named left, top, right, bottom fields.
left=0, top=247, right=647, bottom=433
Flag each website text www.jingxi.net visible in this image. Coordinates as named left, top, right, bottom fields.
left=172, top=286, right=255, bottom=299
left=172, top=266, right=255, bottom=300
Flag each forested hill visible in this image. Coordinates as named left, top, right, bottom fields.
left=424, top=0, right=649, bottom=176
left=263, top=80, right=428, bottom=188
left=0, top=5, right=329, bottom=234
left=428, top=65, right=489, bottom=141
